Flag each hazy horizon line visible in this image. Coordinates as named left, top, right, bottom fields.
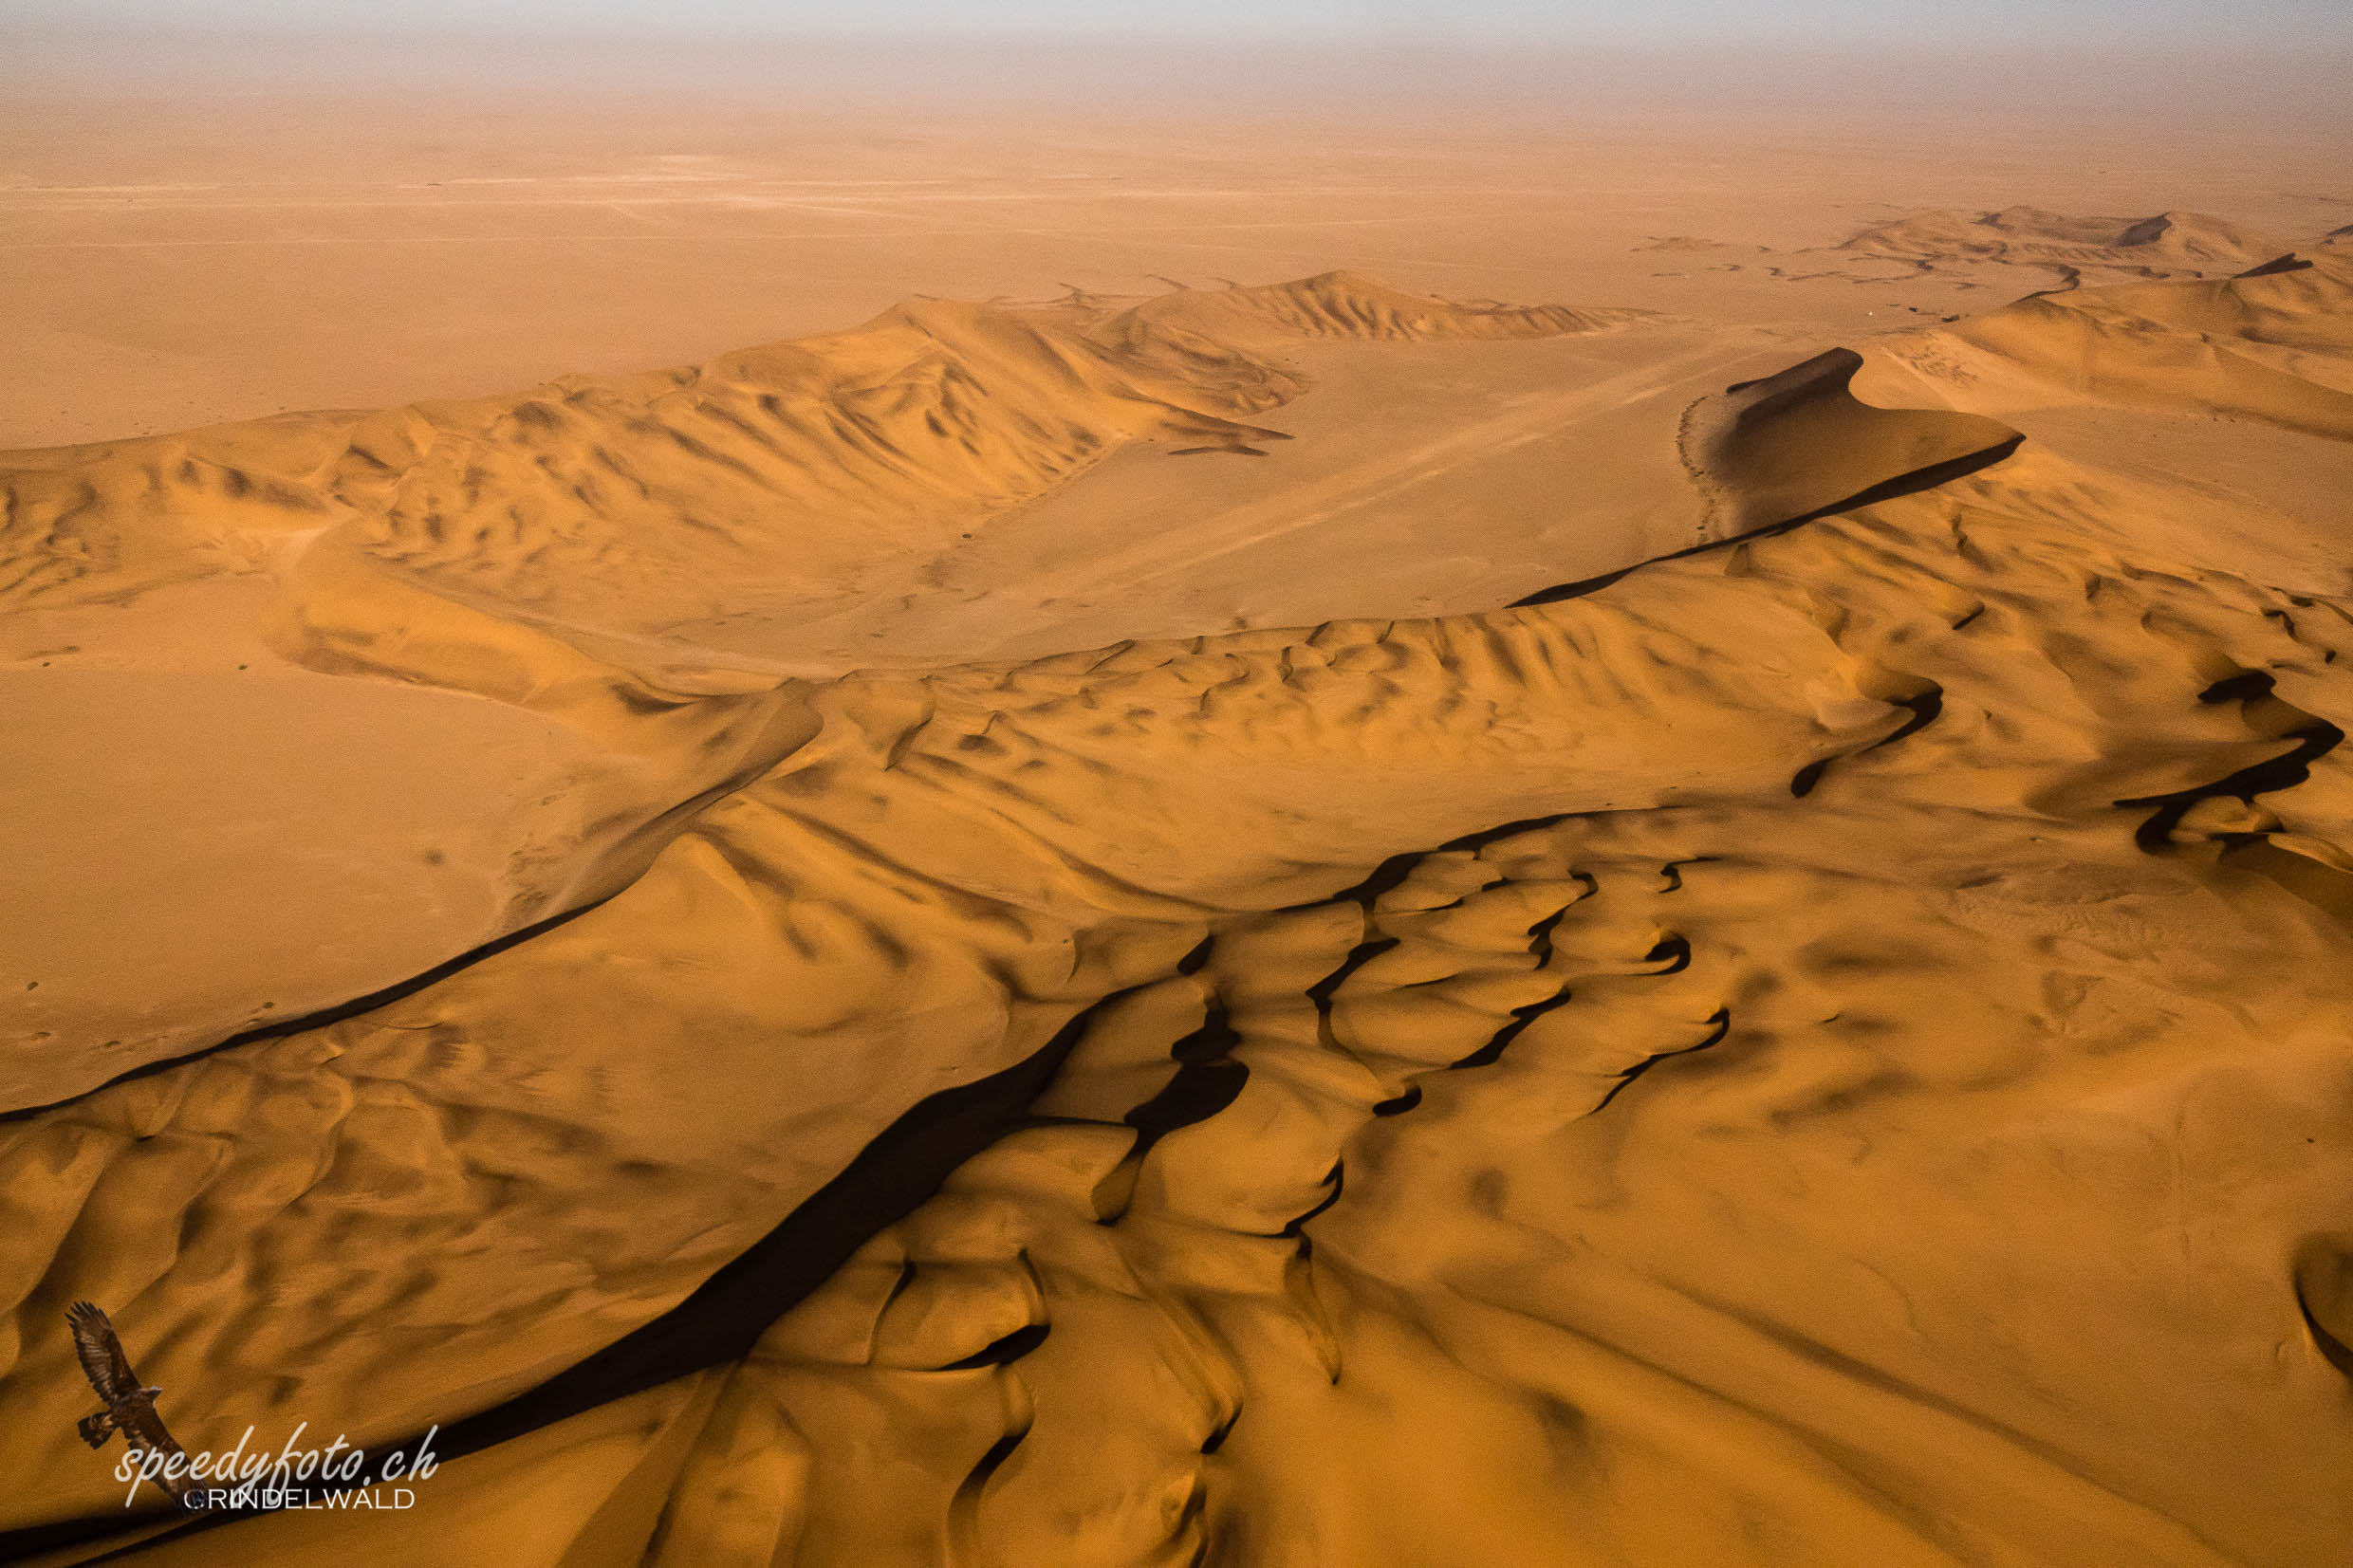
left=7, top=25, right=2352, bottom=126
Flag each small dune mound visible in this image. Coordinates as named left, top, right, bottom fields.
left=1678, top=348, right=2022, bottom=539
left=1633, top=234, right=1747, bottom=253
left=1832, top=206, right=2277, bottom=280
left=1103, top=269, right=1647, bottom=347
left=1084, top=271, right=1649, bottom=416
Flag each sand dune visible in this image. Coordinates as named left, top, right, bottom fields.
left=1617, top=207, right=2320, bottom=303
left=1828, top=206, right=2280, bottom=284
left=1675, top=346, right=2018, bottom=540
left=1862, top=250, right=2353, bottom=446
left=1, top=274, right=1652, bottom=663
left=2, top=246, right=2351, bottom=1568
left=1102, top=271, right=1644, bottom=356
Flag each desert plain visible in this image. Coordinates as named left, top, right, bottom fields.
left=2, top=48, right=2352, bottom=1568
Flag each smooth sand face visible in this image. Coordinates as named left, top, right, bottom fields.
left=2, top=75, right=2351, bottom=1568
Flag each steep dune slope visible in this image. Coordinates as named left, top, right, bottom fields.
left=1676, top=347, right=2020, bottom=540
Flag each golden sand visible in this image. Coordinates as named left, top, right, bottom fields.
left=2, top=101, right=2349, bottom=1565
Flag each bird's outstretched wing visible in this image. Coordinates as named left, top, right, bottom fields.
left=121, top=1404, right=204, bottom=1506
left=66, top=1301, right=139, bottom=1405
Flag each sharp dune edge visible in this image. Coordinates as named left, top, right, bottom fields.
left=0, top=250, right=2350, bottom=1567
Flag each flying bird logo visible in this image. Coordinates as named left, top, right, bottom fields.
left=66, top=1301, right=205, bottom=1510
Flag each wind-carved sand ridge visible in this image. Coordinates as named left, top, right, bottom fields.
left=1, top=256, right=2351, bottom=1566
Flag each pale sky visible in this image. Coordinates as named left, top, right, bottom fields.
left=9, top=0, right=2348, bottom=120
left=7, top=0, right=2351, bottom=45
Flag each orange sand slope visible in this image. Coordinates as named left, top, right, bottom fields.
left=0, top=253, right=2350, bottom=1567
